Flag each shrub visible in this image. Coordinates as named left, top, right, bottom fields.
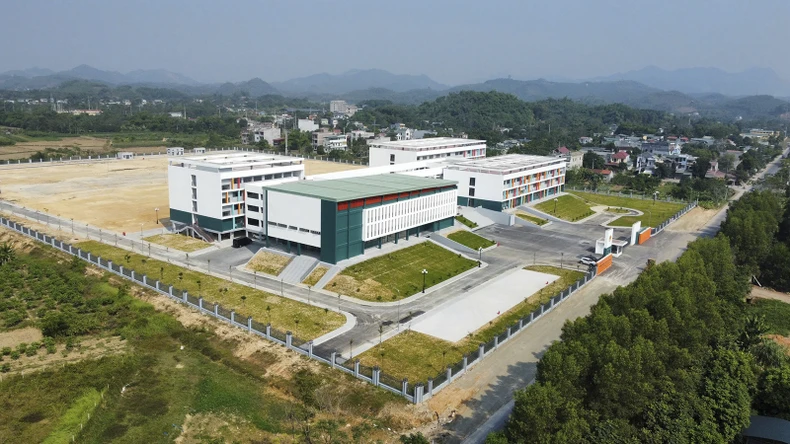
left=10, top=351, right=20, bottom=360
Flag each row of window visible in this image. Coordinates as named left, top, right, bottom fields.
left=266, top=221, right=320, bottom=235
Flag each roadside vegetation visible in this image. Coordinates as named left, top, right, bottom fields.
left=142, top=233, right=209, bottom=253
left=446, top=231, right=495, bottom=250
left=455, top=215, right=478, bottom=229
left=0, top=229, right=408, bottom=443
left=534, top=194, right=594, bottom=221
left=515, top=212, right=548, bottom=226
left=327, top=242, right=477, bottom=302
left=245, top=250, right=292, bottom=276
left=74, top=240, right=343, bottom=339
left=495, top=185, right=790, bottom=442
left=357, top=265, right=585, bottom=382
left=569, top=191, right=684, bottom=227
left=302, top=266, right=329, bottom=287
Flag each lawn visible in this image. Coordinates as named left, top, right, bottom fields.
left=303, top=266, right=329, bottom=286
left=245, top=250, right=292, bottom=276
left=455, top=215, right=478, bottom=229
left=357, top=265, right=586, bottom=382
left=746, top=299, right=790, bottom=336
left=516, top=212, right=548, bottom=226
left=75, top=241, right=344, bottom=339
left=569, top=191, right=685, bottom=227
left=143, top=234, right=211, bottom=253
left=326, top=242, right=477, bottom=302
left=447, top=231, right=496, bottom=250
left=534, top=195, right=594, bottom=221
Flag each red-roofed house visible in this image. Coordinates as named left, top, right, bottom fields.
left=591, top=169, right=614, bottom=181
left=611, top=150, right=630, bottom=166
left=555, top=146, right=571, bottom=155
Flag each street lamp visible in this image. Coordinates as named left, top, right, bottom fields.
left=395, top=289, right=401, bottom=331
left=57, top=214, right=61, bottom=231
left=561, top=252, right=564, bottom=269
left=140, top=223, right=144, bottom=250
left=478, top=246, right=483, bottom=267
left=229, top=265, right=233, bottom=282
left=71, top=218, right=74, bottom=234
left=554, top=198, right=558, bottom=214
left=307, top=286, right=311, bottom=305
left=421, top=269, right=428, bottom=293
left=99, top=229, right=102, bottom=242
left=85, top=223, right=89, bottom=239
left=154, top=207, right=159, bottom=224
left=253, top=270, right=257, bottom=288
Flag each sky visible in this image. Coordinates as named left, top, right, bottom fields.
left=2, top=0, right=789, bottom=85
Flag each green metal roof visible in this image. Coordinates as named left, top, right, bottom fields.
left=263, top=174, right=457, bottom=202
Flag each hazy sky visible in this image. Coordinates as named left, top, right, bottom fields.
left=2, top=0, right=789, bottom=85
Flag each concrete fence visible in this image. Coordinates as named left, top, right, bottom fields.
left=0, top=216, right=595, bottom=404
left=651, top=201, right=698, bottom=236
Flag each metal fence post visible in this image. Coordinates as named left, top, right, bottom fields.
left=415, top=384, right=424, bottom=403
left=507, top=326, right=512, bottom=339
left=354, top=360, right=360, bottom=377
left=330, top=352, right=337, bottom=369
left=530, top=311, right=535, bottom=322
left=230, top=310, right=235, bottom=324
left=142, top=275, right=147, bottom=286
left=108, top=260, right=113, bottom=270
left=518, top=318, right=524, bottom=329
left=494, top=335, right=499, bottom=348
left=307, top=341, right=313, bottom=359
left=247, top=317, right=253, bottom=333
left=463, top=355, right=468, bottom=372
left=198, top=297, right=203, bottom=310
left=373, top=367, right=380, bottom=386
left=446, top=366, right=452, bottom=382
left=286, top=332, right=293, bottom=348
left=427, top=379, right=433, bottom=395
left=130, top=270, right=135, bottom=280
left=401, top=379, right=409, bottom=396
left=266, top=324, right=271, bottom=340
left=214, top=304, right=219, bottom=316
left=479, top=344, right=485, bottom=360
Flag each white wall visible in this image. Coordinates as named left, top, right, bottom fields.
left=442, top=169, right=504, bottom=202
left=265, top=191, right=322, bottom=247
left=362, top=190, right=456, bottom=241
left=369, top=143, right=486, bottom=167
left=167, top=163, right=223, bottom=219
left=369, top=148, right=418, bottom=167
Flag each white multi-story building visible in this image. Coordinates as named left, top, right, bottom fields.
left=166, top=147, right=185, bottom=156
left=323, top=135, right=348, bottom=151
left=298, top=119, right=319, bottom=132
left=443, top=154, right=566, bottom=211
left=368, top=137, right=486, bottom=167
left=167, top=152, right=305, bottom=240
left=330, top=100, right=348, bottom=114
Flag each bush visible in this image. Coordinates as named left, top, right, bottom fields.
left=10, top=351, right=20, bottom=360
left=0, top=363, right=9, bottom=373
left=1, top=347, right=10, bottom=356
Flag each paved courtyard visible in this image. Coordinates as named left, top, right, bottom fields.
left=411, top=268, right=559, bottom=342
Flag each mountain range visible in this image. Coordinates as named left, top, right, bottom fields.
left=2, top=65, right=790, bottom=120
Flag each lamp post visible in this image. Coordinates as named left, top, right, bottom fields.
left=229, top=265, right=233, bottom=283
left=139, top=223, right=144, bottom=250
left=648, top=209, right=653, bottom=228
left=395, top=289, right=401, bottom=331
left=253, top=270, right=257, bottom=288
left=421, top=269, right=428, bottom=293
left=85, top=223, right=89, bottom=239
left=71, top=218, right=74, bottom=234
left=478, top=246, right=483, bottom=267
left=154, top=207, right=159, bottom=224
left=561, top=252, right=564, bottom=269
left=307, top=285, right=311, bottom=306
left=207, top=258, right=210, bottom=274
left=99, top=229, right=102, bottom=242
left=57, top=214, right=61, bottom=231
left=554, top=198, right=558, bottom=214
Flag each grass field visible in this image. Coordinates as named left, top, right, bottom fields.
left=447, top=231, right=496, bottom=250
left=746, top=299, right=790, bottom=336
left=75, top=240, right=343, bottom=339
left=0, top=226, right=408, bottom=443
left=326, top=242, right=477, bottom=302
left=303, top=266, right=329, bottom=286
left=534, top=195, right=594, bottom=221
left=357, top=265, right=586, bottom=382
left=569, top=191, right=685, bottom=227
left=245, top=250, right=292, bottom=276
left=143, top=234, right=210, bottom=253
left=515, top=212, right=548, bottom=226
left=455, top=215, right=478, bottom=229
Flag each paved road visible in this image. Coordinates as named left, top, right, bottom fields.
left=452, top=144, right=789, bottom=443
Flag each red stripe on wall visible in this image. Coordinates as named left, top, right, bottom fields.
left=350, top=199, right=364, bottom=208
left=337, top=202, right=349, bottom=211
left=383, top=194, right=398, bottom=201
left=365, top=197, right=382, bottom=205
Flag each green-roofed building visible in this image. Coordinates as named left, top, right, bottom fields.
left=244, top=174, right=458, bottom=264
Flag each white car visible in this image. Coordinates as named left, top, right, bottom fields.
left=579, top=256, right=598, bottom=266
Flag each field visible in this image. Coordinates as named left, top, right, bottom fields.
left=326, top=242, right=477, bottom=302
left=534, top=194, right=594, bottom=221
left=569, top=191, right=685, bottom=227
left=746, top=299, right=790, bottom=336
left=515, top=211, right=548, bottom=226
left=446, top=230, right=495, bottom=250
left=356, top=265, right=585, bottom=382
left=74, top=240, right=344, bottom=340
left=0, top=155, right=364, bottom=234
left=0, top=135, right=173, bottom=161
left=0, top=227, right=405, bottom=443
left=142, top=234, right=210, bottom=252
left=245, top=250, right=292, bottom=276
left=303, top=266, right=329, bottom=286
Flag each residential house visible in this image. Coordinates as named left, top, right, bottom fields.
left=642, top=141, right=681, bottom=156
left=591, top=169, right=614, bottom=182
left=298, top=119, right=319, bottom=132
left=579, top=136, right=593, bottom=145
left=323, top=135, right=348, bottom=151
left=396, top=127, right=412, bottom=141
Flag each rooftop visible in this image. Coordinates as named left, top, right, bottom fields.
left=263, top=174, right=456, bottom=202
left=171, top=152, right=303, bottom=170
left=447, top=154, right=564, bottom=175
left=368, top=137, right=486, bottom=151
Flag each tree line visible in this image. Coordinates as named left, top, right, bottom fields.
left=491, top=186, right=790, bottom=443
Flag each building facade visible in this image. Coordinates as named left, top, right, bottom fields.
left=168, top=153, right=305, bottom=241
left=244, top=174, right=457, bottom=263
left=443, top=154, right=566, bottom=211
left=368, top=137, right=486, bottom=167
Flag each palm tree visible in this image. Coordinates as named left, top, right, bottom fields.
left=0, top=243, right=14, bottom=266
left=739, top=314, right=768, bottom=350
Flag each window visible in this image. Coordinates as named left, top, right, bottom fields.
left=247, top=191, right=259, bottom=199
left=191, top=189, right=197, bottom=199
left=247, top=218, right=260, bottom=226
left=248, top=205, right=259, bottom=213
left=192, top=201, right=198, bottom=212
left=469, top=188, right=475, bottom=197
left=469, top=177, right=476, bottom=186
left=390, top=154, right=395, bottom=162
left=191, top=175, right=197, bottom=186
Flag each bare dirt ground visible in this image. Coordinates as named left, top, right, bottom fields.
left=0, top=327, right=43, bottom=349
left=750, top=285, right=790, bottom=303
left=665, top=206, right=720, bottom=233
left=0, top=155, right=363, bottom=234
left=0, top=157, right=170, bottom=233
left=0, top=136, right=110, bottom=160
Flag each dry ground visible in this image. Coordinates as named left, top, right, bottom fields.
left=0, top=156, right=364, bottom=234
left=143, top=233, right=211, bottom=253
left=1, top=337, right=127, bottom=377
left=665, top=206, right=721, bottom=233
left=0, top=327, right=42, bottom=349
left=245, top=250, right=293, bottom=276
left=750, top=285, right=790, bottom=303
left=0, top=136, right=110, bottom=160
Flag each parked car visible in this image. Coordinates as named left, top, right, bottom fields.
left=232, top=237, right=252, bottom=248
left=579, top=255, right=598, bottom=266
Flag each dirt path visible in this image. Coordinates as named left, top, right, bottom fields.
left=750, top=285, right=790, bottom=303
left=665, top=206, right=720, bottom=233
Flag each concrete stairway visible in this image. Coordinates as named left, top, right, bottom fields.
left=459, top=207, right=495, bottom=229
left=278, top=255, right=319, bottom=284
left=314, top=265, right=342, bottom=290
